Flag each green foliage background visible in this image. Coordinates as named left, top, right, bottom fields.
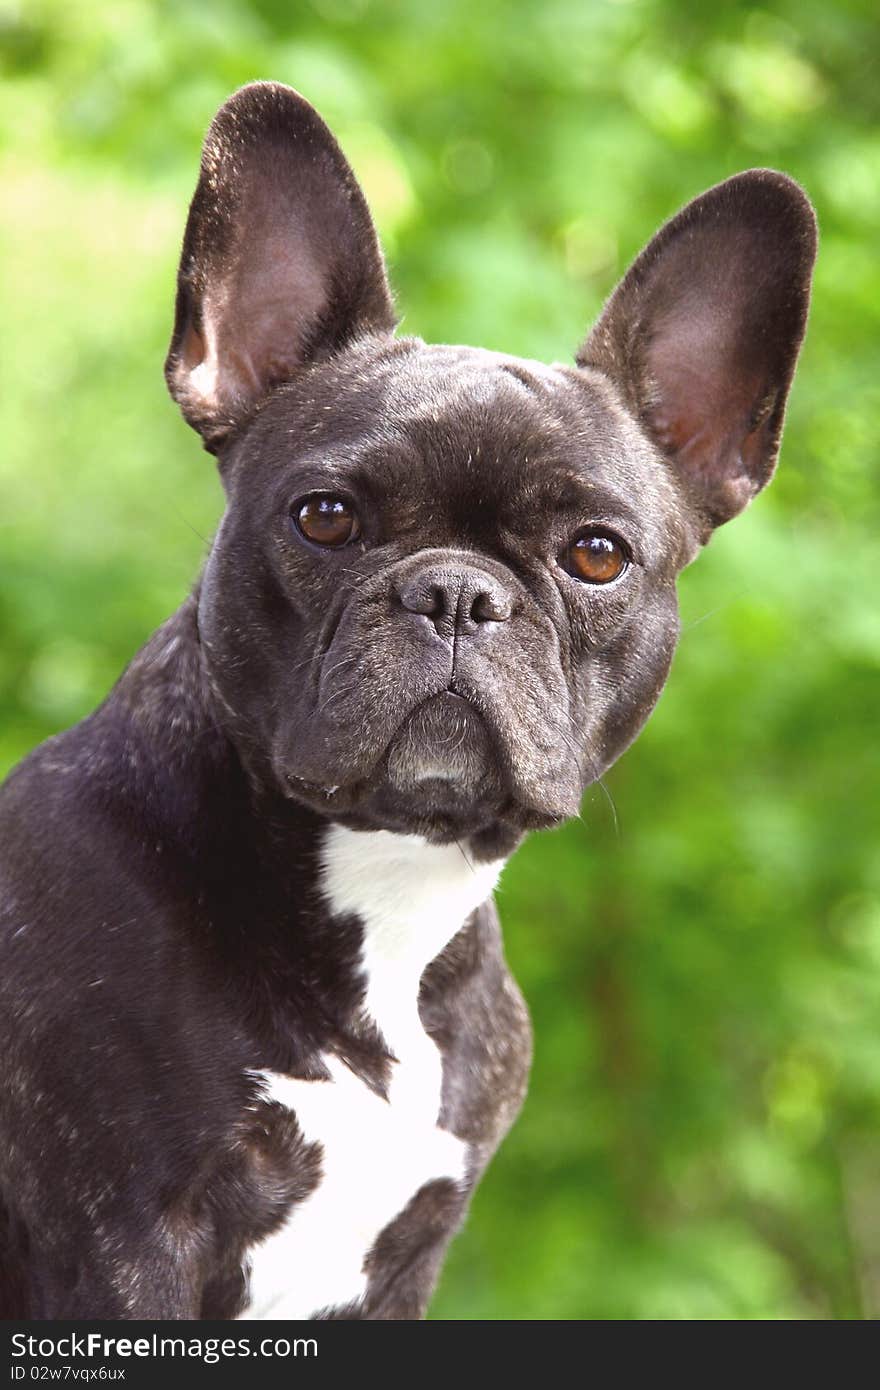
left=2, top=0, right=879, bottom=1319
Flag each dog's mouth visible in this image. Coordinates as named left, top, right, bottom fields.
left=278, top=644, right=585, bottom=853
left=384, top=692, right=498, bottom=799
left=284, top=688, right=560, bottom=849
left=288, top=689, right=497, bottom=809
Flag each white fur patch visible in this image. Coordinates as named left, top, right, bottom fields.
left=240, top=827, right=504, bottom=1320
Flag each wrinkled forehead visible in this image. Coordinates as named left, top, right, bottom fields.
left=246, top=340, right=677, bottom=526
left=368, top=342, right=650, bottom=475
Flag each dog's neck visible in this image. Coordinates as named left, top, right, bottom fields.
left=321, top=824, right=503, bottom=1066
left=101, top=596, right=506, bottom=1076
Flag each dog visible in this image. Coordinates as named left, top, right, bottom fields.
left=0, top=82, right=816, bottom=1320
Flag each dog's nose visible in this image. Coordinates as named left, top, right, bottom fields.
left=396, top=564, right=513, bottom=639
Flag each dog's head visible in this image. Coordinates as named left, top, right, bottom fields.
left=165, top=83, right=816, bottom=855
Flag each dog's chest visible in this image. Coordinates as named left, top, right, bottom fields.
left=239, top=827, right=502, bottom=1321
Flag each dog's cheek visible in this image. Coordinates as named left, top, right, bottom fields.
left=198, top=540, right=318, bottom=770
left=571, top=584, right=681, bottom=777
left=269, top=591, right=455, bottom=791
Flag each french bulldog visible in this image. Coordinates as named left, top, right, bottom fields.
left=0, top=82, right=816, bottom=1320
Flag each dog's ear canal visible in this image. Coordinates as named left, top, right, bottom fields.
left=165, top=82, right=396, bottom=452
left=578, top=170, right=817, bottom=535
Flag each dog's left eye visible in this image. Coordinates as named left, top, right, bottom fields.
left=563, top=528, right=629, bottom=584
left=292, top=494, right=361, bottom=549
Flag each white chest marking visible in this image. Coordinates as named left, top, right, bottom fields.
left=240, top=827, right=503, bottom=1321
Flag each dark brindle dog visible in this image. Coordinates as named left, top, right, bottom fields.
left=0, top=83, right=816, bottom=1319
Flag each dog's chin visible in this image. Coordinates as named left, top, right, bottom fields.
left=359, top=692, right=506, bottom=843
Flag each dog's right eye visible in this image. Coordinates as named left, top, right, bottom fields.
left=292, top=494, right=361, bottom=549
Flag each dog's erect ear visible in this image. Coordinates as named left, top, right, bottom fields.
left=165, top=82, right=396, bottom=451
left=578, top=170, right=817, bottom=535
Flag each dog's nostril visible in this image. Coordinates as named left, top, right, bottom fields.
left=399, top=581, right=448, bottom=621
left=470, top=588, right=512, bottom=624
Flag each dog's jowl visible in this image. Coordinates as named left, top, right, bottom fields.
left=0, top=83, right=816, bottom=1319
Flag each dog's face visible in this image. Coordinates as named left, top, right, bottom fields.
left=166, top=84, right=816, bottom=855
left=195, top=344, right=685, bottom=850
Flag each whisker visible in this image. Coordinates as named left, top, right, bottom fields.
left=680, top=602, right=730, bottom=635
left=317, top=685, right=352, bottom=715
left=172, top=508, right=213, bottom=548
left=321, top=654, right=359, bottom=684
left=455, top=838, right=476, bottom=873
left=560, top=715, right=620, bottom=838
left=594, top=774, right=620, bottom=837
left=582, top=748, right=620, bottom=838
left=285, top=653, right=319, bottom=678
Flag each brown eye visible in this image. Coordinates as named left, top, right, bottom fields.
left=293, top=494, right=361, bottom=549
left=566, top=529, right=629, bottom=584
